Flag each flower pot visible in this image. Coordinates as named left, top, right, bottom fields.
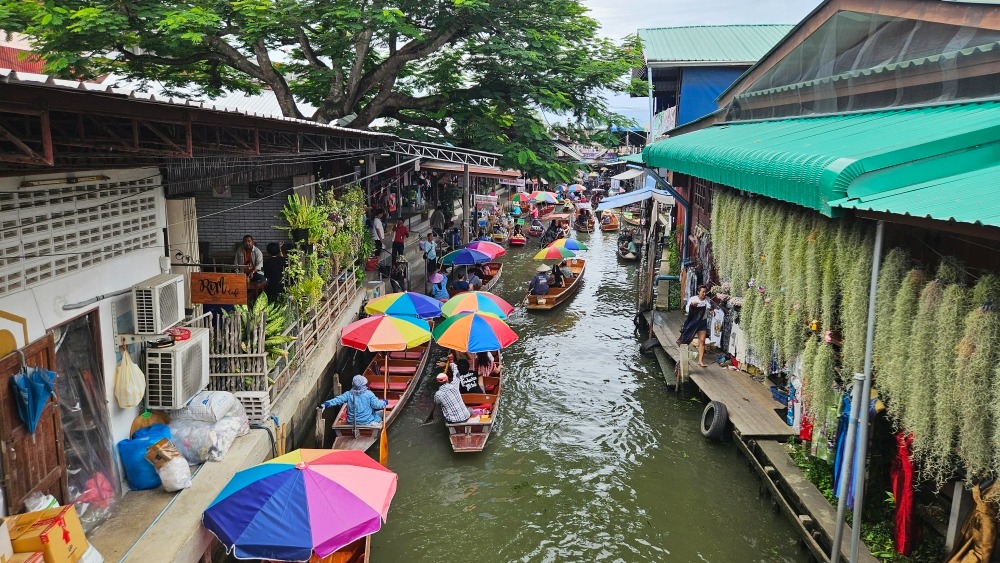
left=291, top=228, right=309, bottom=244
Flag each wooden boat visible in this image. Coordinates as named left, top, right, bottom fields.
left=524, top=258, right=586, bottom=310
left=600, top=211, right=620, bottom=231
left=509, top=233, right=526, bottom=246
left=538, top=204, right=556, bottom=218
left=329, top=342, right=431, bottom=451
left=528, top=220, right=544, bottom=236
left=491, top=228, right=508, bottom=245
left=617, top=248, right=639, bottom=261
left=621, top=210, right=641, bottom=227
left=448, top=262, right=502, bottom=297
left=445, top=374, right=502, bottom=452
left=574, top=205, right=595, bottom=232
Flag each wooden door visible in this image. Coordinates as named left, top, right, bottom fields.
left=0, top=334, right=68, bottom=513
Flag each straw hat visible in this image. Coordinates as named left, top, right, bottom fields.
left=536, top=265, right=551, bottom=273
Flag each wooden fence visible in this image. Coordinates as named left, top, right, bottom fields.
left=190, top=269, right=364, bottom=401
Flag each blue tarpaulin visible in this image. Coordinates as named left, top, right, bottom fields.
left=596, top=187, right=675, bottom=211
left=678, top=67, right=746, bottom=126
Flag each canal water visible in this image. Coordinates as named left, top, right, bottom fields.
left=373, top=227, right=807, bottom=562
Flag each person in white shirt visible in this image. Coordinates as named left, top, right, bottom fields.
left=371, top=209, right=385, bottom=257
left=677, top=285, right=713, bottom=368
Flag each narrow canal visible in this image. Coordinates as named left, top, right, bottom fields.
left=373, top=227, right=807, bottom=562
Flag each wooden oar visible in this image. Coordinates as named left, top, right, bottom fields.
left=379, top=352, right=389, bottom=466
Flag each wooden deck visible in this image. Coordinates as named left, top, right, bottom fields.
left=647, top=310, right=795, bottom=439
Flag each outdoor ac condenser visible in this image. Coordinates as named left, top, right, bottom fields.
left=131, top=273, right=185, bottom=334
left=145, top=327, right=210, bottom=410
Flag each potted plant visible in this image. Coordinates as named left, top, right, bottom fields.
left=276, top=194, right=326, bottom=251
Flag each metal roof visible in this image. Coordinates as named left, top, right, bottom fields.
left=642, top=100, right=1000, bottom=217
left=830, top=163, right=1000, bottom=228
left=637, top=25, right=794, bottom=66
left=596, top=187, right=675, bottom=211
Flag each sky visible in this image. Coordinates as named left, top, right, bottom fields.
left=580, top=0, right=824, bottom=125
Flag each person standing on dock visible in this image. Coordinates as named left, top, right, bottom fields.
left=677, top=285, right=713, bottom=368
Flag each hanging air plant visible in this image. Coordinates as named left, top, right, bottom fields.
left=839, top=227, right=874, bottom=376
left=808, top=342, right=838, bottom=417
left=820, top=249, right=838, bottom=334
left=804, top=219, right=822, bottom=322
left=926, top=283, right=970, bottom=487
left=873, top=248, right=910, bottom=372
left=903, top=280, right=944, bottom=469
left=936, top=256, right=966, bottom=286
left=956, top=274, right=1000, bottom=478
left=881, top=269, right=927, bottom=426
left=799, top=335, right=819, bottom=407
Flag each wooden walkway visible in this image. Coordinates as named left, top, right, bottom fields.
left=647, top=310, right=795, bottom=440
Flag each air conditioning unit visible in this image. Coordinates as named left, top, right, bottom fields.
left=145, top=327, right=210, bottom=410
left=132, top=273, right=184, bottom=334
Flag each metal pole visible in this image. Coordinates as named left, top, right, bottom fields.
left=830, top=372, right=866, bottom=563
left=463, top=164, right=471, bottom=245
left=647, top=66, right=655, bottom=145
left=850, top=220, right=886, bottom=561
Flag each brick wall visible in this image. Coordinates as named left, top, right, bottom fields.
left=192, top=178, right=294, bottom=260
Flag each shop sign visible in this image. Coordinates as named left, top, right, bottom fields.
left=473, top=194, right=498, bottom=206
left=499, top=178, right=525, bottom=188
left=190, top=273, right=247, bottom=304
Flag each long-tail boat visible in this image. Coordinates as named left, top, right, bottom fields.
left=445, top=373, right=502, bottom=452
left=524, top=258, right=586, bottom=310
left=600, top=212, right=620, bottom=231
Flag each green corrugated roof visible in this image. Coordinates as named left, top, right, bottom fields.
left=831, top=163, right=1000, bottom=228
left=638, top=25, right=794, bottom=64
left=642, top=100, right=1000, bottom=217
left=620, top=153, right=645, bottom=164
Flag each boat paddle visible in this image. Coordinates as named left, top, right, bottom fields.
left=379, top=352, right=389, bottom=466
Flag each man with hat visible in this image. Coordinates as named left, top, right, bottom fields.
left=318, top=375, right=387, bottom=425
left=529, top=264, right=551, bottom=295
left=427, top=355, right=472, bottom=424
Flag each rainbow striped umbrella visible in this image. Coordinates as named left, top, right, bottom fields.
left=203, top=449, right=397, bottom=561
left=465, top=240, right=506, bottom=258
left=548, top=238, right=588, bottom=251
left=441, top=248, right=493, bottom=266
left=442, top=291, right=515, bottom=319
left=533, top=246, right=576, bottom=260
left=531, top=191, right=560, bottom=204
left=567, top=183, right=585, bottom=192
left=510, top=192, right=533, bottom=204
left=432, top=312, right=518, bottom=353
left=364, top=291, right=442, bottom=319
left=340, top=314, right=431, bottom=351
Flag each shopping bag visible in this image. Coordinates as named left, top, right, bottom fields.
left=114, top=351, right=145, bottom=408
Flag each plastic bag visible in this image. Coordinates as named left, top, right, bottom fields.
left=169, top=417, right=242, bottom=464
left=171, top=391, right=249, bottom=437
left=117, top=424, right=170, bottom=490
left=144, top=438, right=191, bottom=492
left=23, top=491, right=58, bottom=512
left=114, top=352, right=145, bottom=409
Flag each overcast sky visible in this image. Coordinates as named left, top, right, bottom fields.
left=580, top=0, right=824, bottom=124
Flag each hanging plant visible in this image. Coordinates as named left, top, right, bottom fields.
left=956, top=274, right=1000, bottom=477
left=903, top=280, right=944, bottom=469
left=839, top=227, right=874, bottom=376
left=926, top=283, right=971, bottom=487
left=873, top=248, right=910, bottom=372
left=804, top=219, right=822, bottom=322
left=820, top=249, right=838, bottom=334
left=880, top=269, right=927, bottom=426
left=808, top=342, right=838, bottom=417
left=780, top=214, right=805, bottom=360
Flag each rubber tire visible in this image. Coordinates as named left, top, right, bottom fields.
left=701, top=400, right=728, bottom=441
left=640, top=338, right=661, bottom=358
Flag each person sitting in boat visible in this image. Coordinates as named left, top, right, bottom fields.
left=512, top=223, right=524, bottom=237
left=475, top=351, right=499, bottom=380
left=559, top=222, right=571, bottom=239
left=431, top=364, right=473, bottom=423
left=318, top=375, right=387, bottom=425
left=453, top=273, right=471, bottom=292
left=477, top=229, right=491, bottom=241
left=467, top=268, right=483, bottom=289
left=551, top=262, right=565, bottom=288
left=429, top=270, right=450, bottom=302
left=511, top=204, right=522, bottom=216
left=449, top=358, right=484, bottom=394
left=529, top=265, right=551, bottom=295
left=558, top=260, right=573, bottom=280
left=601, top=214, right=612, bottom=226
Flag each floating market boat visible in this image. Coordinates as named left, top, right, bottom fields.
left=524, top=258, right=586, bottom=310
left=600, top=211, right=620, bottom=232
left=445, top=373, right=502, bottom=452
left=509, top=233, right=526, bottom=246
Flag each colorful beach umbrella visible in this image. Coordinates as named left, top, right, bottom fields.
left=510, top=192, right=532, bottom=204
left=567, top=183, right=585, bottom=192
left=340, top=314, right=431, bottom=352
left=531, top=191, right=559, bottom=204
left=465, top=240, right=506, bottom=258
left=442, top=291, right=515, bottom=319
left=432, top=312, right=519, bottom=353
left=441, top=248, right=493, bottom=266
left=203, top=449, right=398, bottom=561
left=533, top=246, right=576, bottom=260
left=548, top=238, right=588, bottom=251
left=364, top=291, right=442, bottom=319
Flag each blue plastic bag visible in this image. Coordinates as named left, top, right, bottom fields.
left=117, top=424, right=171, bottom=490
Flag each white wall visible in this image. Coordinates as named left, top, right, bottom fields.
left=0, top=167, right=166, bottom=479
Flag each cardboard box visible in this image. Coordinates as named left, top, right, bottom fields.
left=7, top=506, right=88, bottom=563
left=8, top=554, right=44, bottom=563
left=0, top=520, right=14, bottom=563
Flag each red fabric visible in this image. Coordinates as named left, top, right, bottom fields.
left=799, top=415, right=813, bottom=440
left=891, top=433, right=917, bottom=556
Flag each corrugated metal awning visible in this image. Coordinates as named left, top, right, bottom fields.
left=596, top=187, right=674, bottom=211
left=642, top=100, right=1000, bottom=217
left=419, top=160, right=520, bottom=178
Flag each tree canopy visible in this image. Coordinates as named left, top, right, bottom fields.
left=1, top=0, right=643, bottom=180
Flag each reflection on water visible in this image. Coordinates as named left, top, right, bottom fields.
left=373, top=229, right=806, bottom=562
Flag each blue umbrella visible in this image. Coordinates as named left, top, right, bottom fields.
left=440, top=248, right=493, bottom=266
left=11, top=365, right=57, bottom=436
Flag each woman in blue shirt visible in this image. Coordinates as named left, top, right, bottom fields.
left=429, top=270, right=450, bottom=301
left=319, top=375, right=387, bottom=425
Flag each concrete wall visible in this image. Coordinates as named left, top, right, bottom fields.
left=190, top=178, right=295, bottom=260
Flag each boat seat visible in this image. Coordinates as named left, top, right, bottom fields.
left=368, top=380, right=410, bottom=391
left=388, top=351, right=423, bottom=360
left=371, top=365, right=418, bottom=375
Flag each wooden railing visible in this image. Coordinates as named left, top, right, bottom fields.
left=190, top=268, right=364, bottom=400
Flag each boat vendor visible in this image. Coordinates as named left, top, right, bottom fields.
left=551, top=262, right=565, bottom=288
left=426, top=360, right=473, bottom=424
left=512, top=223, right=524, bottom=237
left=429, top=270, right=450, bottom=301
left=529, top=265, right=551, bottom=295
left=318, top=375, right=388, bottom=425
left=453, top=272, right=471, bottom=292
left=559, top=222, right=571, bottom=239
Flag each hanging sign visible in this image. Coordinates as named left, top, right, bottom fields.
left=190, top=273, right=247, bottom=305
left=473, top=194, right=498, bottom=207
left=499, top=178, right=525, bottom=188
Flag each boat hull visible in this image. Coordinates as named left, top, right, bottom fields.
left=600, top=213, right=620, bottom=231
left=445, top=375, right=501, bottom=452
left=524, top=258, right=586, bottom=310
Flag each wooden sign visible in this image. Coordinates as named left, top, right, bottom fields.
left=190, top=273, right=247, bottom=305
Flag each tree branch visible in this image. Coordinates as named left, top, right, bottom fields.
left=382, top=110, right=447, bottom=134
left=251, top=39, right=304, bottom=119
left=118, top=47, right=224, bottom=67
left=296, top=26, right=327, bottom=69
